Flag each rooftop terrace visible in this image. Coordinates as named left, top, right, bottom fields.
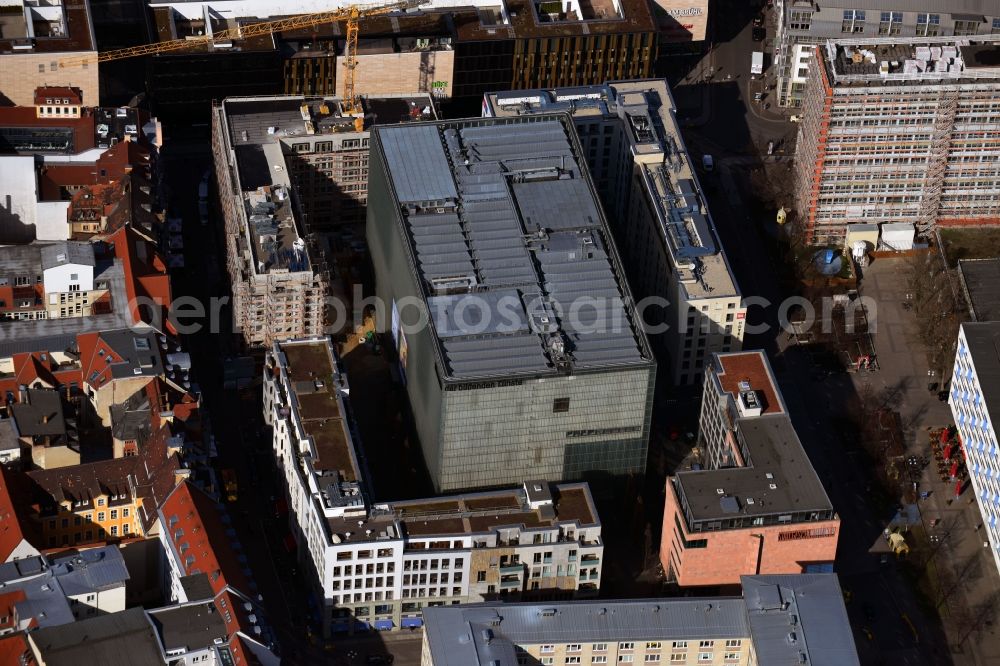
left=824, top=35, right=1000, bottom=85
left=0, top=0, right=95, bottom=53
left=486, top=80, right=739, bottom=302
left=376, top=115, right=653, bottom=381
left=675, top=352, right=833, bottom=526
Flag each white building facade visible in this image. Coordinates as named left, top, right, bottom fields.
left=950, top=322, right=1000, bottom=575
left=264, top=337, right=604, bottom=637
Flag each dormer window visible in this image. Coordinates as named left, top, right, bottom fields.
left=45, top=98, right=52, bottom=104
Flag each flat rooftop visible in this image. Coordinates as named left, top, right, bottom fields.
left=376, top=115, right=653, bottom=381
left=957, top=322, right=1000, bottom=425
left=958, top=258, right=1000, bottom=322
left=423, top=597, right=749, bottom=666
left=0, top=0, right=95, bottom=53
left=485, top=80, right=739, bottom=302
left=824, top=35, right=1000, bottom=85
left=675, top=352, right=832, bottom=524
left=220, top=94, right=435, bottom=275
left=146, top=0, right=653, bottom=47
left=326, top=482, right=599, bottom=543
left=743, top=575, right=860, bottom=666
left=278, top=339, right=360, bottom=482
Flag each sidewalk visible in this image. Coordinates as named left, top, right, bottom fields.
left=859, top=258, right=1000, bottom=663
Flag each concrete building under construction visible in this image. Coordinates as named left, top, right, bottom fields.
left=144, top=0, right=656, bottom=119
left=794, top=35, right=1000, bottom=244
left=211, top=93, right=436, bottom=348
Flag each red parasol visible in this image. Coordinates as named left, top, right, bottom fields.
left=940, top=429, right=950, bottom=445
left=950, top=461, right=960, bottom=478
left=944, top=444, right=953, bottom=460
left=955, top=480, right=964, bottom=497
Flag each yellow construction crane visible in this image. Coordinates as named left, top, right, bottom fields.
left=60, top=0, right=423, bottom=113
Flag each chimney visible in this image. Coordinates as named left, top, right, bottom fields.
left=41, top=414, right=49, bottom=425
left=18, top=385, right=28, bottom=404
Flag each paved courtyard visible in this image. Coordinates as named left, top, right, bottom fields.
left=859, top=257, right=1000, bottom=664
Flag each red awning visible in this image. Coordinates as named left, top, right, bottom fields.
left=955, top=480, right=964, bottom=497
left=939, top=429, right=950, bottom=445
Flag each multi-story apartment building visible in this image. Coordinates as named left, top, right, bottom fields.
left=264, top=337, right=604, bottom=637
left=144, top=0, right=655, bottom=119
left=774, top=0, right=1000, bottom=107
left=661, top=351, right=839, bottom=587
left=484, top=80, right=746, bottom=386
left=420, top=574, right=860, bottom=666
left=368, top=115, right=656, bottom=492
left=0, top=242, right=107, bottom=322
left=211, top=93, right=437, bottom=348
left=0, top=0, right=98, bottom=108
left=794, top=35, right=1000, bottom=242
left=950, top=322, right=1000, bottom=576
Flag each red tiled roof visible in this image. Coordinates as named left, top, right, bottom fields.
left=0, top=107, right=96, bottom=154
left=160, top=482, right=251, bottom=597
left=34, top=87, right=84, bottom=106
left=0, top=633, right=35, bottom=666
left=0, top=590, right=26, bottom=632
left=106, top=227, right=175, bottom=334
left=0, top=466, right=39, bottom=563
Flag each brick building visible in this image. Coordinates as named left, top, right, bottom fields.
left=660, top=351, right=840, bottom=587
left=0, top=0, right=98, bottom=108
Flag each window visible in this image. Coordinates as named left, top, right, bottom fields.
left=841, top=9, right=865, bottom=33
left=97, top=512, right=105, bottom=522
left=566, top=659, right=581, bottom=665
left=594, top=644, right=607, bottom=652
left=724, top=640, right=742, bottom=648
left=110, top=526, right=118, bottom=536
left=619, top=643, right=634, bottom=651
left=789, top=9, right=811, bottom=30
left=646, top=643, right=661, bottom=650
left=618, top=657, right=634, bottom=664
left=993, top=18, right=1000, bottom=34
left=878, top=11, right=902, bottom=34
left=697, top=654, right=712, bottom=663
left=110, top=510, right=118, bottom=519
left=123, top=508, right=129, bottom=517
left=540, top=645, right=555, bottom=654
left=477, top=571, right=487, bottom=582
left=698, top=641, right=714, bottom=649
left=916, top=13, right=940, bottom=36
left=672, top=642, right=687, bottom=649
left=954, top=19, right=979, bottom=35
left=553, top=397, right=570, bottom=413
left=567, top=645, right=581, bottom=652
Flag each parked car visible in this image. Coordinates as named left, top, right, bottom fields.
left=752, top=26, right=766, bottom=41
left=701, top=154, right=714, bottom=171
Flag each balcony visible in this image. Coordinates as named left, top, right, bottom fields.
left=499, top=578, right=521, bottom=589
left=499, top=564, right=523, bottom=575
left=581, top=555, right=600, bottom=565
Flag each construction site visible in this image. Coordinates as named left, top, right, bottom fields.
left=794, top=35, right=1000, bottom=245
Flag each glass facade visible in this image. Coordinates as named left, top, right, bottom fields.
left=436, top=368, right=655, bottom=491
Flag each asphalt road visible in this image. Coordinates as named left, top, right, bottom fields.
left=160, top=127, right=421, bottom=665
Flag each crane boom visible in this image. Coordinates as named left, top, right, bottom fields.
left=60, top=0, right=422, bottom=112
